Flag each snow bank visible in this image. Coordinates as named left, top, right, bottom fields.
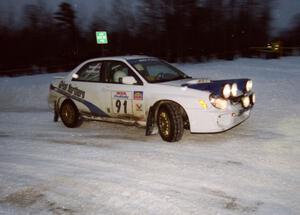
left=0, top=72, right=67, bottom=111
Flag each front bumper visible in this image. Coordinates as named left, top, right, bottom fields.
left=187, top=105, right=252, bottom=133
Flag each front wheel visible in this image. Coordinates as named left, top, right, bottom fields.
left=60, top=100, right=81, bottom=128
left=157, top=103, right=184, bottom=142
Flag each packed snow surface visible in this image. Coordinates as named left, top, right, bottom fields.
left=0, top=57, right=299, bottom=215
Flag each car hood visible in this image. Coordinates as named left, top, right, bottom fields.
left=159, top=78, right=250, bottom=96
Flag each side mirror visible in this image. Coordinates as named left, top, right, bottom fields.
left=72, top=73, right=79, bottom=79
left=122, top=76, right=137, bottom=85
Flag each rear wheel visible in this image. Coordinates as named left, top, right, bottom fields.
left=60, top=100, right=81, bottom=128
left=157, top=103, right=184, bottom=142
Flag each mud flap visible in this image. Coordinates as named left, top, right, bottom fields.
left=54, top=101, right=59, bottom=122
left=145, top=106, right=158, bottom=135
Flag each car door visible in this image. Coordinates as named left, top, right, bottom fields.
left=101, top=61, right=146, bottom=121
left=70, top=61, right=109, bottom=117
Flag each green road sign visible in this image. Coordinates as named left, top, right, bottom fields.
left=96, top=31, right=108, bottom=44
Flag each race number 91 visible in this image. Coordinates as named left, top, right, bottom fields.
left=115, top=99, right=127, bottom=114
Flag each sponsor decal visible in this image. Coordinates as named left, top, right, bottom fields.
left=136, top=103, right=143, bottom=111
left=53, top=84, right=108, bottom=117
left=113, top=91, right=129, bottom=99
left=134, top=91, right=143, bottom=100
left=58, top=81, right=85, bottom=99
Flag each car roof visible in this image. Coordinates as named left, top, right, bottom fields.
left=86, top=55, right=156, bottom=62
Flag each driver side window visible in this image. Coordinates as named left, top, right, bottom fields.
left=103, top=61, right=142, bottom=85
left=109, top=62, right=128, bottom=83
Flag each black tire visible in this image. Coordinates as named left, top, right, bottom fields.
left=60, top=100, right=81, bottom=128
left=157, top=103, right=184, bottom=142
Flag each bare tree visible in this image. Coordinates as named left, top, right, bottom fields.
left=54, top=2, right=80, bottom=61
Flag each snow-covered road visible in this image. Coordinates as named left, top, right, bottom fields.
left=0, top=57, right=299, bottom=214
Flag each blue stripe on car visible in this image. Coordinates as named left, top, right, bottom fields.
left=52, top=86, right=109, bottom=117
left=185, top=79, right=249, bottom=96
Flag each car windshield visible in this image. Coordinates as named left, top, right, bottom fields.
left=128, top=58, right=190, bottom=83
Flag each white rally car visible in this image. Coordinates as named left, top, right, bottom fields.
left=48, top=56, right=255, bottom=142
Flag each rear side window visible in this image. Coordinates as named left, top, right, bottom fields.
left=72, top=61, right=103, bottom=82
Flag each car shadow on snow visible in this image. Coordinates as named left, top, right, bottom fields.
left=47, top=117, right=271, bottom=146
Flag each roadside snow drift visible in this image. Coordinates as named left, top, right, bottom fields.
left=0, top=57, right=299, bottom=215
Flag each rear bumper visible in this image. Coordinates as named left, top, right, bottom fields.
left=187, top=106, right=252, bottom=133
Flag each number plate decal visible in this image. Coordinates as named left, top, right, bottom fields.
left=112, top=91, right=132, bottom=114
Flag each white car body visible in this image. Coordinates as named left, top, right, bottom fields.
left=48, top=56, right=255, bottom=139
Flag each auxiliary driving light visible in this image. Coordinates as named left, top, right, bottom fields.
left=231, top=83, right=238, bottom=97
left=245, top=80, right=253, bottom=92
left=241, top=96, right=250, bottom=108
left=222, top=84, right=231, bottom=99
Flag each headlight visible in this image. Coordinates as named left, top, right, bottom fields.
left=222, top=84, right=231, bottom=99
left=231, top=83, right=238, bottom=97
left=241, top=96, right=250, bottom=108
left=250, top=93, right=256, bottom=104
left=210, top=96, right=227, bottom=110
left=245, top=80, right=253, bottom=92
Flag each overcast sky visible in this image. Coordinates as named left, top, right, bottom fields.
left=0, top=0, right=300, bottom=33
